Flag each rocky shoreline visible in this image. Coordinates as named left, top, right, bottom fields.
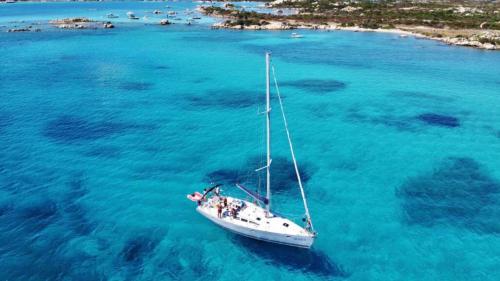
left=49, top=18, right=114, bottom=29
left=4, top=17, right=116, bottom=32
left=211, top=20, right=499, bottom=50
left=202, top=1, right=500, bottom=51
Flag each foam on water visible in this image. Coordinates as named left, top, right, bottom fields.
left=1, top=1, right=500, bottom=281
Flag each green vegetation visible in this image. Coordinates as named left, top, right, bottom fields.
left=478, top=36, right=500, bottom=45
left=273, top=0, right=500, bottom=30
left=207, top=0, right=499, bottom=30
left=204, top=6, right=275, bottom=26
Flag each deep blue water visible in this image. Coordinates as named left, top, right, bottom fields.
left=1, top=2, right=500, bottom=281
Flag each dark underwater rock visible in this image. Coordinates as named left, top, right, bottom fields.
left=63, top=175, right=95, bottom=235
left=67, top=175, right=87, bottom=199
left=397, top=157, right=500, bottom=233
left=345, top=107, right=417, bottom=132
left=186, top=89, right=258, bottom=109
left=16, top=199, right=59, bottom=232
left=153, top=65, right=170, bottom=70
left=416, top=113, right=460, bottom=128
left=0, top=112, right=13, bottom=132
left=19, top=199, right=58, bottom=221
left=84, top=145, right=122, bottom=159
left=205, top=169, right=241, bottom=184
left=121, top=235, right=159, bottom=263
left=65, top=202, right=94, bottom=236
left=346, top=108, right=461, bottom=131
left=0, top=203, right=12, bottom=217
left=44, top=115, right=154, bottom=144
left=204, top=156, right=313, bottom=192
left=280, top=79, right=347, bottom=93
left=372, top=114, right=416, bottom=131
left=44, top=115, right=127, bottom=143
left=156, top=243, right=220, bottom=280
left=390, top=90, right=454, bottom=103
left=119, top=81, right=154, bottom=91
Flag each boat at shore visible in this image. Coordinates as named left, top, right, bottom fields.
left=187, top=53, right=316, bottom=248
left=291, top=32, right=303, bottom=38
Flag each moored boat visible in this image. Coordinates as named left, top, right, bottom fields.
left=160, top=19, right=171, bottom=25
left=127, top=11, right=139, bottom=20
left=187, top=53, right=316, bottom=248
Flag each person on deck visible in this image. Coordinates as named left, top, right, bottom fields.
left=217, top=204, right=222, bottom=218
left=231, top=207, right=237, bottom=218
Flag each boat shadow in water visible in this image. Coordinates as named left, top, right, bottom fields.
left=204, top=156, right=315, bottom=194
left=230, top=235, right=349, bottom=278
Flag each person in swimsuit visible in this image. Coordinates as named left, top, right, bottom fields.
left=217, top=204, right=222, bottom=218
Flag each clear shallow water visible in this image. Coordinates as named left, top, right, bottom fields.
left=0, top=1, right=214, bottom=25
left=1, top=2, right=500, bottom=281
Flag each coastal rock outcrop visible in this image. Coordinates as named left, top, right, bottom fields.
left=50, top=18, right=94, bottom=29
left=436, top=31, right=499, bottom=50
left=49, top=18, right=118, bottom=30
left=6, top=26, right=41, bottom=32
left=7, top=28, right=30, bottom=32
left=211, top=18, right=499, bottom=50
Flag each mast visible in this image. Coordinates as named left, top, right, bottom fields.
left=265, top=52, right=271, bottom=214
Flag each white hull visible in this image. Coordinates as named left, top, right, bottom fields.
left=197, top=197, right=314, bottom=248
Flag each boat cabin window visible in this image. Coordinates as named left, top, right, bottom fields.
left=241, top=218, right=248, bottom=222
left=283, top=223, right=289, bottom=227
left=256, top=217, right=261, bottom=221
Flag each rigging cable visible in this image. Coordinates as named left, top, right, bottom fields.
left=271, top=65, right=314, bottom=232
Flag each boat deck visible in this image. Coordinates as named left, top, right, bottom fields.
left=197, top=196, right=313, bottom=238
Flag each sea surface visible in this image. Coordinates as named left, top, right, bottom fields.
left=1, top=1, right=500, bottom=281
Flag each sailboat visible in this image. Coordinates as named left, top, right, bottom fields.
left=187, top=53, right=316, bottom=248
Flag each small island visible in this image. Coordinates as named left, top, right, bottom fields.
left=202, top=0, right=500, bottom=50
left=50, top=18, right=114, bottom=29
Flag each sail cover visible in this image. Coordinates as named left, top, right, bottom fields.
left=236, top=184, right=268, bottom=205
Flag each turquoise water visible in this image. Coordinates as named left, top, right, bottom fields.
left=1, top=2, right=500, bottom=281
